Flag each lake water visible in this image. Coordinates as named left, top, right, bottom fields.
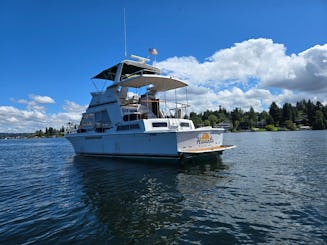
left=0, top=131, right=326, bottom=244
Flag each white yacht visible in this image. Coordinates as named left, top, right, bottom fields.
left=65, top=56, right=235, bottom=159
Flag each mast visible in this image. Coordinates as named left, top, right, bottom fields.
left=123, top=8, right=127, bottom=58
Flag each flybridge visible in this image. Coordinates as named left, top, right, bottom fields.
left=93, top=55, right=160, bottom=81
left=92, top=55, right=187, bottom=92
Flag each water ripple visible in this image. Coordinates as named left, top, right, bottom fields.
left=0, top=132, right=326, bottom=244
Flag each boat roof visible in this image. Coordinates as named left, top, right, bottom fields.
left=93, top=60, right=160, bottom=81
left=111, top=74, right=188, bottom=92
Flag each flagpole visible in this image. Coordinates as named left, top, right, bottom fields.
left=148, top=48, right=158, bottom=62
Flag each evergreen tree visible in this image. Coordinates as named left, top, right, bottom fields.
left=306, top=100, right=315, bottom=125
left=231, top=108, right=242, bottom=130
left=48, top=127, right=54, bottom=136
left=269, top=102, right=282, bottom=126
left=312, top=111, right=325, bottom=130
left=282, top=103, right=293, bottom=125
left=208, top=114, right=218, bottom=127
left=248, top=107, right=256, bottom=122
left=190, top=112, right=203, bottom=127
left=258, top=111, right=273, bottom=127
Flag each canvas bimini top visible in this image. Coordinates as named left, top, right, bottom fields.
left=93, top=59, right=188, bottom=92
left=112, top=74, right=187, bottom=92
left=93, top=60, right=160, bottom=81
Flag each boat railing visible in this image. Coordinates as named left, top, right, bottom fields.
left=166, top=103, right=190, bottom=119
left=121, top=94, right=190, bottom=121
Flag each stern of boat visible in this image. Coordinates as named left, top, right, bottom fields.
left=177, top=128, right=235, bottom=156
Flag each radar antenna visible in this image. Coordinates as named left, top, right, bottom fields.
left=130, top=54, right=150, bottom=63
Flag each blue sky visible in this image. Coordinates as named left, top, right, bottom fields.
left=1, top=0, right=326, bottom=132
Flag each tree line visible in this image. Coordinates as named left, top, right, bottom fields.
left=29, top=99, right=326, bottom=136
left=189, top=100, right=327, bottom=131
left=0, top=127, right=65, bottom=139
left=33, top=126, right=65, bottom=137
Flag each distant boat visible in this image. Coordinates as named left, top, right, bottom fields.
left=65, top=55, right=235, bottom=159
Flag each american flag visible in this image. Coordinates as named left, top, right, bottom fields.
left=148, top=48, right=158, bottom=56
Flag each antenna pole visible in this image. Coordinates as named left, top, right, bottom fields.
left=123, top=8, right=127, bottom=58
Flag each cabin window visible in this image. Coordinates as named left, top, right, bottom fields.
left=80, top=113, right=95, bottom=130
left=123, top=113, right=141, bottom=121
left=95, top=110, right=112, bottom=129
left=122, top=107, right=138, bottom=114
left=152, top=122, right=168, bottom=127
left=117, top=124, right=140, bottom=131
left=180, top=122, right=190, bottom=127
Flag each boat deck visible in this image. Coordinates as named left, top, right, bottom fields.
left=180, top=145, right=236, bottom=154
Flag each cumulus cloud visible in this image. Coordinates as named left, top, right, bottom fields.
left=0, top=106, right=47, bottom=132
left=155, top=38, right=327, bottom=111
left=262, top=44, right=327, bottom=93
left=1, top=39, right=326, bottom=132
left=0, top=97, right=85, bottom=132
left=160, top=85, right=300, bottom=113
left=11, top=94, right=55, bottom=112
left=30, top=94, right=55, bottom=104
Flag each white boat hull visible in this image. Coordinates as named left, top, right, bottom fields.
left=66, top=128, right=230, bottom=159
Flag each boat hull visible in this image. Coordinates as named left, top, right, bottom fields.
left=65, top=128, right=230, bottom=159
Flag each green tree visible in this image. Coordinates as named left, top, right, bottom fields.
left=35, top=130, right=43, bottom=137
left=203, top=120, right=210, bottom=126
left=248, top=107, right=256, bottom=121
left=48, top=127, right=54, bottom=136
left=269, top=102, right=282, bottom=126
left=216, top=112, right=226, bottom=123
left=208, top=114, right=218, bottom=127
left=265, top=124, right=278, bottom=131
left=282, top=103, right=293, bottom=124
left=202, top=110, right=211, bottom=121
left=190, top=112, right=203, bottom=127
left=258, top=111, right=273, bottom=126
left=246, top=107, right=257, bottom=129
left=285, top=120, right=296, bottom=130
left=312, top=111, right=325, bottom=130
left=232, top=120, right=240, bottom=131
left=231, top=108, right=242, bottom=130
left=323, top=104, right=327, bottom=121
left=231, top=108, right=242, bottom=121
left=306, top=100, right=315, bottom=125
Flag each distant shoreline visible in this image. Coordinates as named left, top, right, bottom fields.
left=0, top=133, right=64, bottom=140
left=1, top=127, right=324, bottom=140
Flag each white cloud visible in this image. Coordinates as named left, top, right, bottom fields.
left=160, top=85, right=301, bottom=114
left=156, top=38, right=327, bottom=107
left=264, top=44, right=327, bottom=93
left=30, top=94, right=55, bottom=104
left=62, top=100, right=85, bottom=113
left=0, top=98, right=85, bottom=133
left=11, top=94, right=55, bottom=112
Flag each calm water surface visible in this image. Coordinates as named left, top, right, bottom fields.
left=0, top=131, right=326, bottom=244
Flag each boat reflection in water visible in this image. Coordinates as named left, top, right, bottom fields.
left=72, top=155, right=228, bottom=243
